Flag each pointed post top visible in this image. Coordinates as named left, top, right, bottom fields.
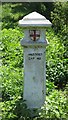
left=19, top=11, right=52, bottom=28
left=23, top=11, right=46, bottom=20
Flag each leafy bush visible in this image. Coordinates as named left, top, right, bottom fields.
left=1, top=89, right=68, bottom=120
left=51, top=2, right=68, bottom=34
left=46, top=80, right=55, bottom=95
left=1, top=29, right=25, bottom=120
left=1, top=28, right=23, bottom=67
left=2, top=66, right=24, bottom=102
left=1, top=97, right=31, bottom=120
left=2, top=3, right=24, bottom=29
left=46, top=28, right=68, bottom=89
left=1, top=29, right=24, bottom=102
left=40, top=90, right=68, bottom=119
left=51, top=2, right=68, bottom=61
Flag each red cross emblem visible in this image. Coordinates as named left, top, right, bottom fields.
left=29, top=30, right=40, bottom=41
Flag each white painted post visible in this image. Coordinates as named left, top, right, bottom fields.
left=19, top=12, right=52, bottom=108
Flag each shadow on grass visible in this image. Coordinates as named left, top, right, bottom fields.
left=13, top=96, right=40, bottom=120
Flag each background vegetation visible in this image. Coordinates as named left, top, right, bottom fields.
left=1, top=2, right=68, bottom=120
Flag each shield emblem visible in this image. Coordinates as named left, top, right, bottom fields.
left=29, top=30, right=40, bottom=41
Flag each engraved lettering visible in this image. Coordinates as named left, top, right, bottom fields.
left=28, top=53, right=42, bottom=56
left=37, top=57, right=41, bottom=60
left=28, top=57, right=35, bottom=60
left=28, top=52, right=43, bottom=60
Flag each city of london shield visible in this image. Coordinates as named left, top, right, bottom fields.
left=29, top=30, right=40, bottom=41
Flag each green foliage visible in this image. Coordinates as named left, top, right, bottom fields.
left=46, top=29, right=68, bottom=88
left=2, top=66, right=24, bottom=101
left=1, top=28, right=23, bottom=67
left=1, top=97, right=31, bottom=120
left=1, top=89, right=68, bottom=120
left=46, top=80, right=55, bottom=95
left=2, top=3, right=25, bottom=29
left=40, top=90, right=68, bottom=119
left=51, top=2, right=68, bottom=33
left=51, top=2, right=68, bottom=60
left=1, top=29, right=24, bottom=102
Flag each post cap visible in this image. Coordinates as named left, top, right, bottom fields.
left=19, top=11, right=52, bottom=28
